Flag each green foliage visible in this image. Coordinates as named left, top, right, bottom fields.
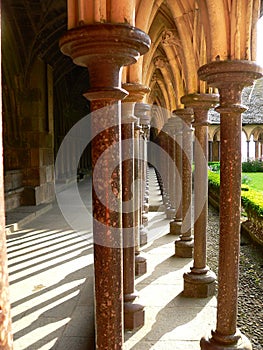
left=242, top=160, right=263, bottom=172
left=241, top=189, right=263, bottom=218
left=208, top=170, right=263, bottom=228
left=208, top=170, right=220, bottom=190
left=208, top=161, right=220, bottom=172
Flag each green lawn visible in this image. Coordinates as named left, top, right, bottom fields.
left=242, top=172, right=263, bottom=192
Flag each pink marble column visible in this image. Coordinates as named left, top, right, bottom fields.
left=121, top=102, right=144, bottom=330
left=198, top=60, right=262, bottom=350
left=169, top=114, right=183, bottom=235
left=122, top=84, right=149, bottom=277
left=60, top=24, right=150, bottom=349
left=135, top=103, right=151, bottom=246
left=181, top=93, right=218, bottom=298
left=174, top=108, right=194, bottom=258
left=165, top=117, right=177, bottom=221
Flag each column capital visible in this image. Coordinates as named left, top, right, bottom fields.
left=181, top=93, right=219, bottom=126
left=198, top=60, right=263, bottom=88
left=172, top=108, right=194, bottom=126
left=181, top=93, right=219, bottom=111
left=198, top=61, right=263, bottom=113
left=122, top=83, right=150, bottom=103
left=60, top=24, right=151, bottom=101
left=135, top=103, right=152, bottom=126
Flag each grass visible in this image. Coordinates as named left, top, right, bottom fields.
left=242, top=172, right=263, bottom=192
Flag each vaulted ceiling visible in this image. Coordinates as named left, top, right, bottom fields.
left=2, top=0, right=263, bottom=125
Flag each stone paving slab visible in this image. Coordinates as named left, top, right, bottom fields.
left=6, top=174, right=217, bottom=350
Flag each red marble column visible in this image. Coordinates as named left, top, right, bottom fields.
left=169, top=114, right=183, bottom=235
left=122, top=84, right=150, bottom=276
left=198, top=60, right=262, bottom=349
left=165, top=117, right=177, bottom=220
left=158, top=123, right=170, bottom=210
left=181, top=93, right=218, bottom=298
left=60, top=24, right=150, bottom=349
left=0, top=5, right=13, bottom=345
left=121, top=102, right=144, bottom=330
left=174, top=108, right=194, bottom=258
left=135, top=103, right=151, bottom=246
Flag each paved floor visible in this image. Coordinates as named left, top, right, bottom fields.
left=6, top=168, right=217, bottom=350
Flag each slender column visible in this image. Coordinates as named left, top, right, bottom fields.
left=209, top=141, right=213, bottom=162
left=217, top=141, right=221, bottom=161
left=198, top=60, right=262, bottom=349
left=254, top=140, right=259, bottom=159
left=174, top=108, right=194, bottom=258
left=122, top=84, right=150, bottom=276
left=121, top=102, right=144, bottom=330
left=165, top=118, right=177, bottom=220
left=181, top=93, right=218, bottom=298
left=158, top=123, right=170, bottom=209
left=135, top=103, right=151, bottom=246
left=246, top=140, right=250, bottom=161
left=60, top=24, right=150, bottom=349
left=169, top=115, right=183, bottom=235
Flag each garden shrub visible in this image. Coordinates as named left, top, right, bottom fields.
left=208, top=161, right=220, bottom=172
left=242, top=160, right=263, bottom=172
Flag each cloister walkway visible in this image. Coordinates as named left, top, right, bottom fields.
left=6, top=169, right=218, bottom=350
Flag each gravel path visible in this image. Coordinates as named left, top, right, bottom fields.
left=207, top=205, right=263, bottom=350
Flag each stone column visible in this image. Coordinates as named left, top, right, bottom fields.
left=0, top=16, right=13, bottom=346
left=217, top=140, right=221, bottom=161
left=165, top=117, right=177, bottom=220
left=60, top=24, right=150, bottom=349
left=198, top=60, right=262, bottom=350
left=121, top=102, right=144, bottom=330
left=246, top=140, right=250, bottom=161
left=158, top=123, right=170, bottom=210
left=122, top=84, right=150, bottom=276
left=181, top=93, right=218, bottom=298
left=208, top=140, right=213, bottom=162
left=254, top=140, right=259, bottom=159
left=169, top=115, right=183, bottom=235
left=135, top=103, right=151, bottom=246
left=174, top=108, right=194, bottom=258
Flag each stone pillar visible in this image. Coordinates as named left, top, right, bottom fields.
left=158, top=123, right=170, bottom=210
left=181, top=93, right=218, bottom=298
left=169, top=115, right=183, bottom=235
left=217, top=140, right=221, bottom=161
left=246, top=140, right=250, bottom=161
left=254, top=140, right=259, bottom=159
left=135, top=103, right=151, bottom=246
left=60, top=24, right=150, bottom=349
left=208, top=141, right=213, bottom=162
left=0, top=10, right=13, bottom=345
left=122, top=84, right=150, bottom=277
left=174, top=108, right=194, bottom=258
left=198, top=60, right=262, bottom=350
left=165, top=117, right=177, bottom=220
left=121, top=102, right=144, bottom=330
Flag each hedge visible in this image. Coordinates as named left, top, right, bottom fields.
left=208, top=170, right=263, bottom=244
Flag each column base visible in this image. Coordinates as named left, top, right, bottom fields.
left=183, top=269, right=217, bottom=298
left=200, top=331, right=252, bottom=350
left=169, top=220, right=182, bottom=235
left=135, top=255, right=147, bottom=276
left=124, top=302, right=145, bottom=330
left=166, top=208, right=176, bottom=220
left=140, top=227, right=148, bottom=246
left=175, top=237, right=194, bottom=258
